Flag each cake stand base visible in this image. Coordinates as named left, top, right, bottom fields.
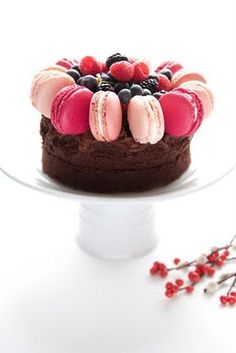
left=77, top=203, right=157, bottom=260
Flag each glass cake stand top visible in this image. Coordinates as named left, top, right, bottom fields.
left=0, top=108, right=235, bottom=259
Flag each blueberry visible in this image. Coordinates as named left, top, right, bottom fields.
left=159, top=69, right=172, bottom=80
left=77, top=77, right=84, bottom=85
left=66, top=69, right=81, bottom=82
left=130, top=84, right=143, bottom=96
left=100, top=73, right=111, bottom=82
left=97, top=83, right=115, bottom=92
left=118, top=89, right=132, bottom=104
left=153, top=92, right=162, bottom=100
left=143, top=89, right=151, bottom=96
left=71, top=65, right=81, bottom=74
left=80, top=75, right=98, bottom=91
left=114, top=82, right=130, bottom=93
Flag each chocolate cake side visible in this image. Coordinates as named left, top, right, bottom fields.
left=40, top=116, right=191, bottom=193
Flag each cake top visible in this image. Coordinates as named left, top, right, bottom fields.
left=30, top=53, right=214, bottom=144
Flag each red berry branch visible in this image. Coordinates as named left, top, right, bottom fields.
left=149, top=234, right=236, bottom=305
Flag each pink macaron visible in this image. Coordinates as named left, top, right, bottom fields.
left=51, top=85, right=93, bottom=135
left=159, top=88, right=204, bottom=137
left=127, top=95, right=165, bottom=144
left=30, top=69, right=74, bottom=118
left=156, top=61, right=183, bottom=74
left=180, top=80, right=214, bottom=118
left=171, top=68, right=207, bottom=88
left=56, top=58, right=79, bottom=70
left=89, top=91, right=122, bottom=142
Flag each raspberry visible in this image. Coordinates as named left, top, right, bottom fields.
left=79, top=56, right=101, bottom=76
left=100, top=62, right=108, bottom=73
left=110, top=61, right=134, bottom=82
left=158, top=74, right=171, bottom=91
left=133, top=61, right=150, bottom=82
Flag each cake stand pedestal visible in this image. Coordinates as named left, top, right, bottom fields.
left=78, top=203, right=157, bottom=259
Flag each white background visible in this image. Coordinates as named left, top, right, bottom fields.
left=0, top=1, right=236, bottom=352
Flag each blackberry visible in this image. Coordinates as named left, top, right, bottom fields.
left=106, top=53, right=129, bottom=68
left=140, top=78, right=158, bottom=93
left=97, top=83, right=115, bottom=92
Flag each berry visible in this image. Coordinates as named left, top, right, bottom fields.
left=165, top=289, right=174, bottom=298
left=220, top=295, right=229, bottom=305
left=159, top=68, right=172, bottom=80
left=165, top=282, right=174, bottom=290
left=66, top=69, right=81, bottom=82
left=118, top=89, right=132, bottom=104
left=100, top=73, right=111, bottom=82
left=231, top=291, right=236, bottom=297
left=172, top=285, right=179, bottom=293
left=80, top=75, right=98, bottom=91
left=160, top=270, right=168, bottom=278
left=97, top=83, right=115, bottom=92
left=228, top=297, right=236, bottom=305
left=143, top=89, right=151, bottom=96
left=71, top=65, right=82, bottom=73
left=186, top=285, right=194, bottom=294
left=114, top=82, right=130, bottom=93
left=110, top=61, right=134, bottom=82
left=106, top=53, right=129, bottom=68
left=153, top=92, right=162, bottom=100
left=100, top=62, right=108, bottom=73
left=206, top=267, right=215, bottom=277
left=130, top=84, right=143, bottom=96
left=140, top=78, right=158, bottom=93
left=173, top=258, right=181, bottom=265
left=132, top=61, right=150, bottom=82
left=79, top=56, right=101, bottom=75
left=158, top=74, right=171, bottom=91
left=216, top=258, right=224, bottom=267
left=224, top=250, right=230, bottom=257
left=175, top=279, right=184, bottom=287
left=188, top=271, right=200, bottom=283
left=148, top=73, right=158, bottom=79
left=149, top=262, right=160, bottom=275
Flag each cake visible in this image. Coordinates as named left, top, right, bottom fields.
left=30, top=54, right=214, bottom=193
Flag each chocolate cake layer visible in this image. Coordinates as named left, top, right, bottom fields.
left=40, top=116, right=191, bottom=193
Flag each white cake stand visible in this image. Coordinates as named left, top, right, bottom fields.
left=0, top=110, right=235, bottom=353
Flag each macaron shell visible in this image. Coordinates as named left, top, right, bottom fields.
left=51, top=85, right=93, bottom=135
left=156, top=61, right=183, bottom=74
left=127, top=96, right=165, bottom=144
left=89, top=91, right=122, bottom=142
left=43, top=65, right=67, bottom=73
left=180, top=80, right=214, bottom=118
left=30, top=70, right=74, bottom=118
left=171, top=69, right=207, bottom=88
left=159, top=88, right=203, bottom=137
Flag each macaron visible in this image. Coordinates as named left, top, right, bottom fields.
left=179, top=80, right=214, bottom=118
left=42, top=64, right=67, bottom=72
left=127, top=95, right=165, bottom=144
left=159, top=88, right=204, bottom=137
left=171, top=68, right=207, bottom=88
left=30, top=69, right=74, bottom=118
left=51, top=85, right=93, bottom=135
left=56, top=58, right=79, bottom=70
left=89, top=91, right=122, bottom=142
left=156, top=61, right=183, bottom=74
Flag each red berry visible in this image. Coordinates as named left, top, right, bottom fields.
left=149, top=262, right=159, bottom=275
left=165, top=289, right=174, bottom=298
left=206, top=267, right=215, bottom=277
left=224, top=250, right=230, bottom=257
left=165, top=282, right=174, bottom=289
left=110, top=61, right=134, bottom=82
left=100, top=62, right=108, bottom=73
left=173, top=258, right=181, bottom=265
left=195, top=264, right=205, bottom=275
left=188, top=271, right=200, bottom=283
left=216, top=258, right=224, bottom=267
left=229, top=297, right=236, bottom=305
left=220, top=295, right=229, bottom=305
left=175, top=279, right=184, bottom=287
left=186, top=285, right=194, bottom=294
left=158, top=263, right=167, bottom=271
left=230, top=291, right=236, bottom=297
left=172, top=285, right=179, bottom=293
left=158, top=74, right=171, bottom=91
left=220, top=254, right=227, bottom=261
left=160, top=270, right=168, bottom=278
left=79, top=56, right=101, bottom=75
left=132, top=61, right=150, bottom=81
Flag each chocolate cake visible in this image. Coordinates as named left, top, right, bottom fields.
left=40, top=116, right=191, bottom=193
left=30, top=53, right=214, bottom=193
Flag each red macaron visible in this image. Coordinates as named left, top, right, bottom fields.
left=51, top=85, right=93, bottom=135
left=159, top=88, right=204, bottom=137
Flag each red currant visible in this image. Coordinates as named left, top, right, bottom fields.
left=188, top=271, right=200, bottom=283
